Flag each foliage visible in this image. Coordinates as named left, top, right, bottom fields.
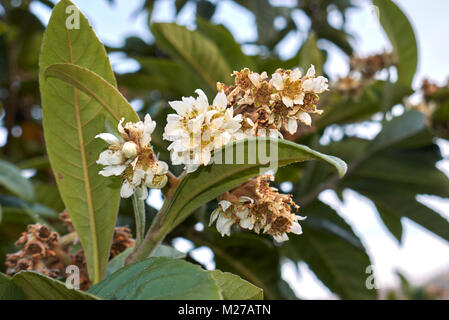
left=0, top=0, right=448, bottom=301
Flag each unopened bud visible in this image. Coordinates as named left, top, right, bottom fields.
left=122, top=141, right=138, bottom=158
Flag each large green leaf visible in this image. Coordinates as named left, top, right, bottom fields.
left=210, top=270, right=263, bottom=300
left=369, top=110, right=426, bottom=153
left=0, top=159, right=34, bottom=202
left=346, top=178, right=449, bottom=243
left=136, top=57, right=203, bottom=97
left=12, top=271, right=99, bottom=300
left=106, top=245, right=185, bottom=277
left=164, top=137, right=347, bottom=229
left=89, top=257, right=222, bottom=300
left=373, top=0, right=418, bottom=85
left=39, top=0, right=138, bottom=283
left=150, top=23, right=232, bottom=95
left=286, top=201, right=377, bottom=299
left=296, top=33, right=324, bottom=75
left=196, top=17, right=255, bottom=71
left=0, top=273, right=26, bottom=300
left=192, top=231, right=297, bottom=300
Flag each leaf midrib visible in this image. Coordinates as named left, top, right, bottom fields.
left=66, top=29, right=100, bottom=283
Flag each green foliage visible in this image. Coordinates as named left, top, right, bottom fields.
left=38, top=0, right=135, bottom=283
left=286, top=201, right=376, bottom=299
left=162, top=137, right=346, bottom=230
left=89, top=257, right=223, bottom=300
left=0, top=0, right=447, bottom=301
left=0, top=159, right=34, bottom=202
left=11, top=271, right=99, bottom=300
left=151, top=23, right=232, bottom=95
left=374, top=0, right=418, bottom=85
left=210, top=270, right=263, bottom=300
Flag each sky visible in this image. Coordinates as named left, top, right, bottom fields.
left=29, top=0, right=449, bottom=299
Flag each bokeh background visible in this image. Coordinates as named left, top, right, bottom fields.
left=2, top=0, right=449, bottom=299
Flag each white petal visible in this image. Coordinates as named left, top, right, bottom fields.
left=120, top=180, right=134, bottom=198
left=169, top=100, right=190, bottom=115
left=306, top=64, right=316, bottom=77
left=236, top=208, right=249, bottom=219
left=132, top=168, right=146, bottom=185
left=286, top=118, right=298, bottom=134
left=239, top=196, right=254, bottom=203
left=117, top=118, right=125, bottom=135
left=219, top=200, right=232, bottom=211
left=239, top=217, right=254, bottom=230
left=248, top=73, right=260, bottom=87
left=95, top=133, right=120, bottom=146
left=97, top=150, right=123, bottom=166
left=294, top=92, right=305, bottom=105
left=156, top=160, right=169, bottom=175
left=99, top=165, right=126, bottom=177
left=141, top=114, right=156, bottom=146
left=195, top=89, right=210, bottom=113
left=298, top=111, right=312, bottom=126
left=282, top=96, right=293, bottom=108
left=209, top=209, right=220, bottom=226
left=216, top=215, right=233, bottom=237
left=290, top=221, right=303, bottom=235
left=290, top=68, right=302, bottom=81
left=213, top=91, right=228, bottom=110
left=271, top=73, right=284, bottom=90
left=273, top=233, right=289, bottom=242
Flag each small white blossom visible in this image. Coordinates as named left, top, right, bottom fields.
left=96, top=114, right=168, bottom=199
left=164, top=89, right=242, bottom=173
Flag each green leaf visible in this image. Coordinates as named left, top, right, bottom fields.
left=164, top=137, right=347, bottom=229
left=89, top=257, right=222, bottom=300
left=0, top=159, right=34, bottom=202
left=136, top=57, right=203, bottom=97
left=39, top=0, right=138, bottom=283
left=373, top=0, right=418, bottom=85
left=297, top=33, right=324, bottom=75
left=375, top=202, right=403, bottom=242
left=286, top=201, right=377, bottom=299
left=192, top=231, right=296, bottom=300
left=44, top=63, right=139, bottom=125
left=210, top=270, right=263, bottom=300
left=106, top=245, right=185, bottom=277
left=196, top=17, right=255, bottom=71
left=346, top=178, right=449, bottom=243
left=0, top=273, right=26, bottom=300
left=12, top=271, right=99, bottom=300
left=369, top=110, right=426, bottom=153
left=150, top=23, right=232, bottom=95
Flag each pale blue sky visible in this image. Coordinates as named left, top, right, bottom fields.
left=30, top=0, right=449, bottom=299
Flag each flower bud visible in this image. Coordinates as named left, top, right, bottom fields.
left=122, top=141, right=138, bottom=158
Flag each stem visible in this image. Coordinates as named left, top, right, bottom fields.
left=126, top=199, right=171, bottom=264
left=125, top=171, right=184, bottom=265
left=132, top=191, right=146, bottom=247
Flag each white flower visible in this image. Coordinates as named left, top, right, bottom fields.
left=164, top=89, right=242, bottom=173
left=96, top=114, right=168, bottom=200
left=302, top=65, right=329, bottom=93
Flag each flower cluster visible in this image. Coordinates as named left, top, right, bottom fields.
left=218, top=65, right=328, bottom=137
left=5, top=224, right=64, bottom=277
left=163, top=89, right=243, bottom=172
left=96, top=114, right=168, bottom=199
left=349, top=52, right=395, bottom=79
left=5, top=213, right=135, bottom=290
left=209, top=174, right=305, bottom=242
